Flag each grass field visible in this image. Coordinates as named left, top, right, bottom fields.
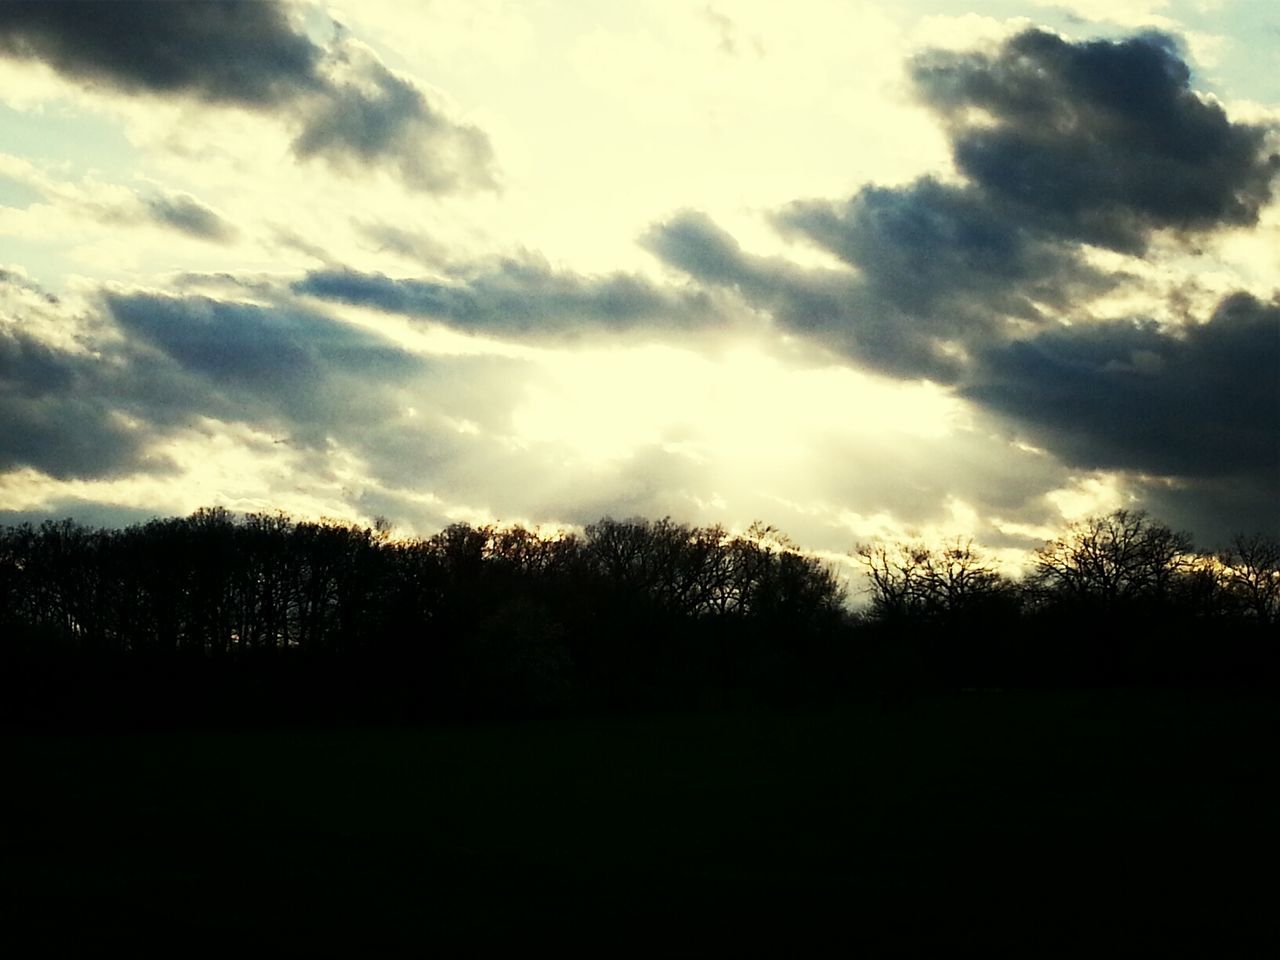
left=3, top=691, right=1276, bottom=955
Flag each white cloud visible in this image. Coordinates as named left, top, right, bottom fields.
left=910, top=13, right=1034, bottom=51
left=1033, top=0, right=1175, bottom=29
left=1045, top=473, right=1134, bottom=520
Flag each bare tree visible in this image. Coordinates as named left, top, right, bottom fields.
left=855, top=538, right=1008, bottom=621
left=1218, top=533, right=1280, bottom=624
left=1032, top=510, right=1193, bottom=608
left=856, top=541, right=930, bottom=620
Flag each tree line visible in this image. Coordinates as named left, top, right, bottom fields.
left=855, top=510, right=1277, bottom=690
left=0, top=509, right=845, bottom=723
left=1, top=507, right=1275, bottom=725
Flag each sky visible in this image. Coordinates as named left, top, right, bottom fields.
left=0, top=0, right=1276, bottom=576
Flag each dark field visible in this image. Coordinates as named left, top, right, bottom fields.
left=3, top=691, right=1276, bottom=955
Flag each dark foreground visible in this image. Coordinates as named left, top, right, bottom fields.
left=3, top=691, right=1276, bottom=955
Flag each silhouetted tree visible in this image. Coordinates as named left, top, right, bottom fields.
left=855, top=537, right=1018, bottom=689
left=1218, top=533, right=1280, bottom=625
left=1031, top=510, right=1193, bottom=610
left=1026, top=510, right=1202, bottom=685
left=856, top=538, right=1012, bottom=622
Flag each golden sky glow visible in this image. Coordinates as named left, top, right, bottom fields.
left=0, top=0, right=1276, bottom=563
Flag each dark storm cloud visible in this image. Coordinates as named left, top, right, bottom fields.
left=911, top=29, right=1280, bottom=252
left=0, top=1, right=322, bottom=105
left=143, top=193, right=237, bottom=243
left=0, top=280, right=148, bottom=478
left=1138, top=474, right=1280, bottom=545
left=105, top=292, right=419, bottom=411
left=644, top=210, right=761, bottom=291
left=293, top=54, right=497, bottom=193
left=646, top=209, right=978, bottom=380
left=966, top=292, right=1280, bottom=482
left=293, top=257, right=722, bottom=336
left=650, top=29, right=1275, bottom=383
left=0, top=1, right=497, bottom=193
left=774, top=178, right=1117, bottom=337
left=650, top=127, right=1128, bottom=378
left=0, top=270, right=438, bottom=481
left=0, top=327, right=128, bottom=478
left=99, top=290, right=546, bottom=518
left=102, top=290, right=522, bottom=484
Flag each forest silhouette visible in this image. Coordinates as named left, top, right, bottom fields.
left=4, top=507, right=1278, bottom=952
left=2, top=506, right=1275, bottom=727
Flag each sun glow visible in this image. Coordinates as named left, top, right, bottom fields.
left=512, top=340, right=966, bottom=469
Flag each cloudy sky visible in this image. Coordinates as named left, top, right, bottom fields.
left=0, top=0, right=1276, bottom=571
